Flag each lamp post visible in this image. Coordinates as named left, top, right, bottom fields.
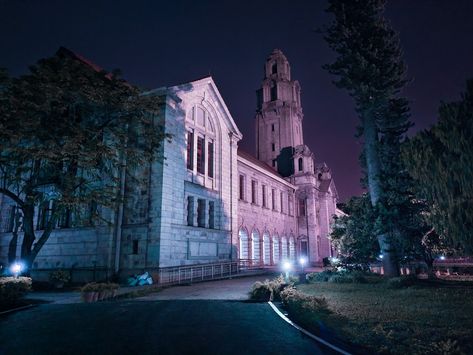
left=299, top=257, right=307, bottom=273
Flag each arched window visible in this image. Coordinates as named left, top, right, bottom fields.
left=263, top=232, right=271, bottom=265
left=298, top=157, right=303, bottom=171
left=281, top=236, right=288, bottom=260
left=239, top=228, right=249, bottom=259
left=186, top=105, right=216, bottom=179
left=289, top=237, right=296, bottom=261
left=251, top=229, right=260, bottom=263
left=271, top=62, right=277, bottom=74
left=272, top=235, right=280, bottom=264
left=270, top=82, right=278, bottom=101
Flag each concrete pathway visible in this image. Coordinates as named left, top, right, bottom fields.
left=135, top=274, right=275, bottom=301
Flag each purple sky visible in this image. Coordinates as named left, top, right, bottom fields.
left=1, top=0, right=472, bottom=201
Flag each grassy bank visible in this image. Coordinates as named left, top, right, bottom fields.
left=293, top=279, right=473, bottom=354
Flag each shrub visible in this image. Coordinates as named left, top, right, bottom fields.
left=49, top=269, right=71, bottom=284
left=307, top=270, right=369, bottom=284
left=0, top=277, right=32, bottom=307
left=249, top=281, right=272, bottom=301
left=280, top=286, right=328, bottom=313
left=306, top=270, right=333, bottom=283
left=249, top=275, right=289, bottom=302
left=329, top=274, right=355, bottom=283
left=386, top=275, right=418, bottom=289
left=81, top=282, right=119, bottom=292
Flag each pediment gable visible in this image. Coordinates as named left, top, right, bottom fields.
left=168, top=77, right=243, bottom=140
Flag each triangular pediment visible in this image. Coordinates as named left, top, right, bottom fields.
left=167, top=76, right=243, bottom=140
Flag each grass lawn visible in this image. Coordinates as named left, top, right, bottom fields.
left=295, top=279, right=473, bottom=354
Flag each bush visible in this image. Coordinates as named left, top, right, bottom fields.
left=306, top=270, right=333, bottom=283
left=280, top=286, right=328, bottom=313
left=0, top=277, right=32, bottom=307
left=249, top=281, right=272, bottom=301
left=249, top=275, right=289, bottom=302
left=386, top=275, right=418, bottom=289
left=81, top=282, right=119, bottom=293
left=49, top=269, right=71, bottom=284
left=307, top=270, right=368, bottom=284
left=329, top=274, right=355, bottom=283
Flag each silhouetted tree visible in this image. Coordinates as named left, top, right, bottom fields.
left=0, top=48, right=168, bottom=268
left=324, top=0, right=412, bottom=276
left=402, top=80, right=473, bottom=253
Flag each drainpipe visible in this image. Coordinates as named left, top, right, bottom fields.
left=228, top=132, right=233, bottom=260
left=325, top=197, right=332, bottom=258
left=114, top=140, right=127, bottom=274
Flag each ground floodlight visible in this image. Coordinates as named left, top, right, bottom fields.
left=439, top=255, right=446, bottom=261
left=299, top=257, right=307, bottom=266
left=282, top=261, right=292, bottom=272
left=10, top=262, right=24, bottom=278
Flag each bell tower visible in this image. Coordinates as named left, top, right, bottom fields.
left=255, top=49, right=304, bottom=169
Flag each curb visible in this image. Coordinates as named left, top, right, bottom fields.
left=268, top=301, right=352, bottom=355
left=0, top=304, right=36, bottom=316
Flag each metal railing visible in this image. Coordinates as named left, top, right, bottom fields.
left=156, top=259, right=265, bottom=286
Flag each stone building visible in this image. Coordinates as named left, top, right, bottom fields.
left=0, top=48, right=341, bottom=281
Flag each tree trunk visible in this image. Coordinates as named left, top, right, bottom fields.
left=7, top=210, right=22, bottom=263
left=20, top=204, right=36, bottom=269
left=363, top=113, right=400, bottom=277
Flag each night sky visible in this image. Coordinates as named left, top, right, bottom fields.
left=1, top=0, right=472, bottom=201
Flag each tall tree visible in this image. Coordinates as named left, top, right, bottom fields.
left=0, top=48, right=168, bottom=268
left=402, top=80, right=473, bottom=253
left=324, top=0, right=412, bottom=276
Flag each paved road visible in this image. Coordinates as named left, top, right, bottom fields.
left=0, top=300, right=329, bottom=355
left=136, top=274, right=277, bottom=301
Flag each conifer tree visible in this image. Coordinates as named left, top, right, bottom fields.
left=324, top=0, right=412, bottom=276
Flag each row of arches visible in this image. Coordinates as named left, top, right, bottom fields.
left=238, top=228, right=298, bottom=266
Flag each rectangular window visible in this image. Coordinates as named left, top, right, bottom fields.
left=197, top=136, right=205, bottom=174
left=7, top=205, right=16, bottom=233
left=271, top=85, right=277, bottom=101
left=208, top=201, right=215, bottom=229
left=271, top=189, right=276, bottom=210
left=186, top=131, right=194, bottom=170
left=288, top=194, right=294, bottom=216
left=239, top=175, right=245, bottom=200
left=272, top=159, right=276, bottom=167
left=197, top=199, right=206, bottom=227
left=251, top=180, right=257, bottom=204
left=58, top=208, right=71, bottom=228
left=132, top=240, right=139, bottom=255
left=262, top=185, right=267, bottom=208
left=299, top=198, right=306, bottom=217
left=187, top=196, right=194, bottom=226
left=271, top=124, right=275, bottom=132
left=36, top=201, right=51, bottom=230
left=271, top=143, right=275, bottom=152
left=207, top=140, right=214, bottom=178
left=280, top=192, right=284, bottom=214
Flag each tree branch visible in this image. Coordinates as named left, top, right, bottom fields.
left=0, top=188, right=24, bottom=206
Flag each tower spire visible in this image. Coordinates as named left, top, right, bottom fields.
left=255, top=49, right=304, bottom=169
